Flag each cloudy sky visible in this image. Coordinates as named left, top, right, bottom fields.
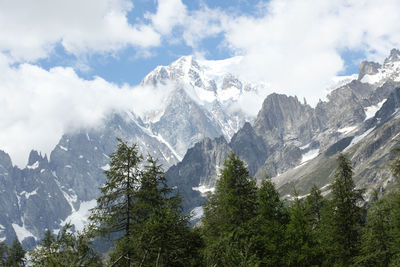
left=2, top=0, right=400, bottom=166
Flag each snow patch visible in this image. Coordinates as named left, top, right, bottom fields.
left=20, top=188, right=38, bottom=199
left=12, top=223, right=36, bottom=242
left=26, top=161, right=39, bottom=169
left=192, top=185, right=215, bottom=195
left=345, top=127, right=375, bottom=151
left=217, top=87, right=241, bottom=102
left=364, top=99, right=386, bottom=121
left=300, top=149, right=320, bottom=164
left=101, top=164, right=110, bottom=171
left=59, top=145, right=68, bottom=151
left=361, top=61, right=400, bottom=86
left=61, top=199, right=97, bottom=232
left=300, top=143, right=311, bottom=150
left=338, top=126, right=357, bottom=134
left=361, top=72, right=385, bottom=84
left=190, top=206, right=204, bottom=221
left=193, top=86, right=216, bottom=103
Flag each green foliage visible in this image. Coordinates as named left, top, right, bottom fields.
left=89, top=139, right=142, bottom=266
left=322, top=153, right=364, bottom=266
left=5, top=238, right=26, bottom=267
left=284, top=195, right=320, bottom=267
left=202, top=153, right=258, bottom=266
left=305, top=185, right=325, bottom=230
left=390, top=146, right=400, bottom=181
left=356, top=192, right=394, bottom=266
left=90, top=138, right=142, bottom=237
left=251, top=178, right=288, bottom=266
left=90, top=139, right=200, bottom=266
left=29, top=224, right=102, bottom=267
left=0, top=241, right=8, bottom=266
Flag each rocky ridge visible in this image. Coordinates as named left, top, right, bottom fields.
left=166, top=49, right=400, bottom=214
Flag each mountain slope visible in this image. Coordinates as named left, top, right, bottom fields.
left=0, top=56, right=261, bottom=246
left=165, top=49, right=400, bottom=214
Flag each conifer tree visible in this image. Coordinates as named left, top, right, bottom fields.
left=323, top=153, right=364, bottom=266
left=89, top=138, right=142, bottom=266
left=305, top=185, right=325, bottom=230
left=0, top=241, right=8, bottom=266
left=284, top=193, right=320, bottom=267
left=5, top=238, right=25, bottom=267
left=388, top=145, right=400, bottom=265
left=30, top=224, right=102, bottom=266
left=202, top=153, right=258, bottom=266
left=356, top=192, right=394, bottom=266
left=251, top=178, right=288, bottom=266
left=125, top=157, right=200, bottom=266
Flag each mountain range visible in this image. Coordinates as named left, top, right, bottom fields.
left=1, top=49, right=400, bottom=248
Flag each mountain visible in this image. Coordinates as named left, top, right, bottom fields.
left=166, top=49, right=400, bottom=215
left=2, top=49, right=400, bottom=247
left=0, top=56, right=260, bottom=247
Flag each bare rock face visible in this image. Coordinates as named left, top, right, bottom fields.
left=358, top=61, right=381, bottom=80
left=230, top=122, right=268, bottom=176
left=151, top=88, right=222, bottom=157
left=253, top=93, right=321, bottom=147
left=166, top=136, right=231, bottom=213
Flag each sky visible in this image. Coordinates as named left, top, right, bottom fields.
left=1, top=0, right=400, bottom=166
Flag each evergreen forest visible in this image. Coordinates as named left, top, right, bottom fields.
left=2, top=138, right=400, bottom=266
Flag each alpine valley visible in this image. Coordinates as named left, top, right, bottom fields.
left=1, top=49, right=400, bottom=248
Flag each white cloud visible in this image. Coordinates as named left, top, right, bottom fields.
left=2, top=0, right=400, bottom=165
left=180, top=0, right=400, bottom=105
left=0, top=0, right=161, bottom=62
left=0, top=57, right=173, bottom=167
left=147, top=0, right=187, bottom=35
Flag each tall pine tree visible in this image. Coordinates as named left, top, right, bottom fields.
left=5, top=238, right=25, bottom=267
left=89, top=138, right=142, bottom=266
left=356, top=191, right=394, bottom=266
left=202, top=153, right=258, bottom=266
left=323, top=153, right=364, bottom=266
left=251, top=178, right=288, bottom=266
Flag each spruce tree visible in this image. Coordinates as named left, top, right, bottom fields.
left=356, top=192, right=393, bottom=266
left=305, top=185, right=325, bottom=230
left=202, top=153, right=258, bottom=266
left=284, top=193, right=320, bottom=267
left=30, top=224, right=102, bottom=266
left=324, top=153, right=364, bottom=266
left=126, top=157, right=200, bottom=266
left=0, top=241, right=8, bottom=266
left=252, top=178, right=288, bottom=266
left=5, top=238, right=25, bottom=267
left=89, top=138, right=142, bottom=266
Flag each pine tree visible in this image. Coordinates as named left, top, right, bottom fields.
left=387, top=144, right=400, bottom=265
left=323, top=153, right=364, bottom=266
left=89, top=138, right=142, bottom=266
left=305, top=185, right=325, bottom=230
left=126, top=157, right=200, bottom=266
left=0, top=241, right=8, bottom=266
left=251, top=178, right=288, bottom=266
left=356, top=191, right=394, bottom=267
left=284, top=193, right=320, bottom=267
left=30, top=224, right=102, bottom=267
left=390, top=146, right=400, bottom=181
left=202, top=153, right=258, bottom=266
left=5, top=238, right=25, bottom=267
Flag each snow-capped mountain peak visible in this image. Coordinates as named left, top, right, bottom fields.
left=361, top=49, right=400, bottom=85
